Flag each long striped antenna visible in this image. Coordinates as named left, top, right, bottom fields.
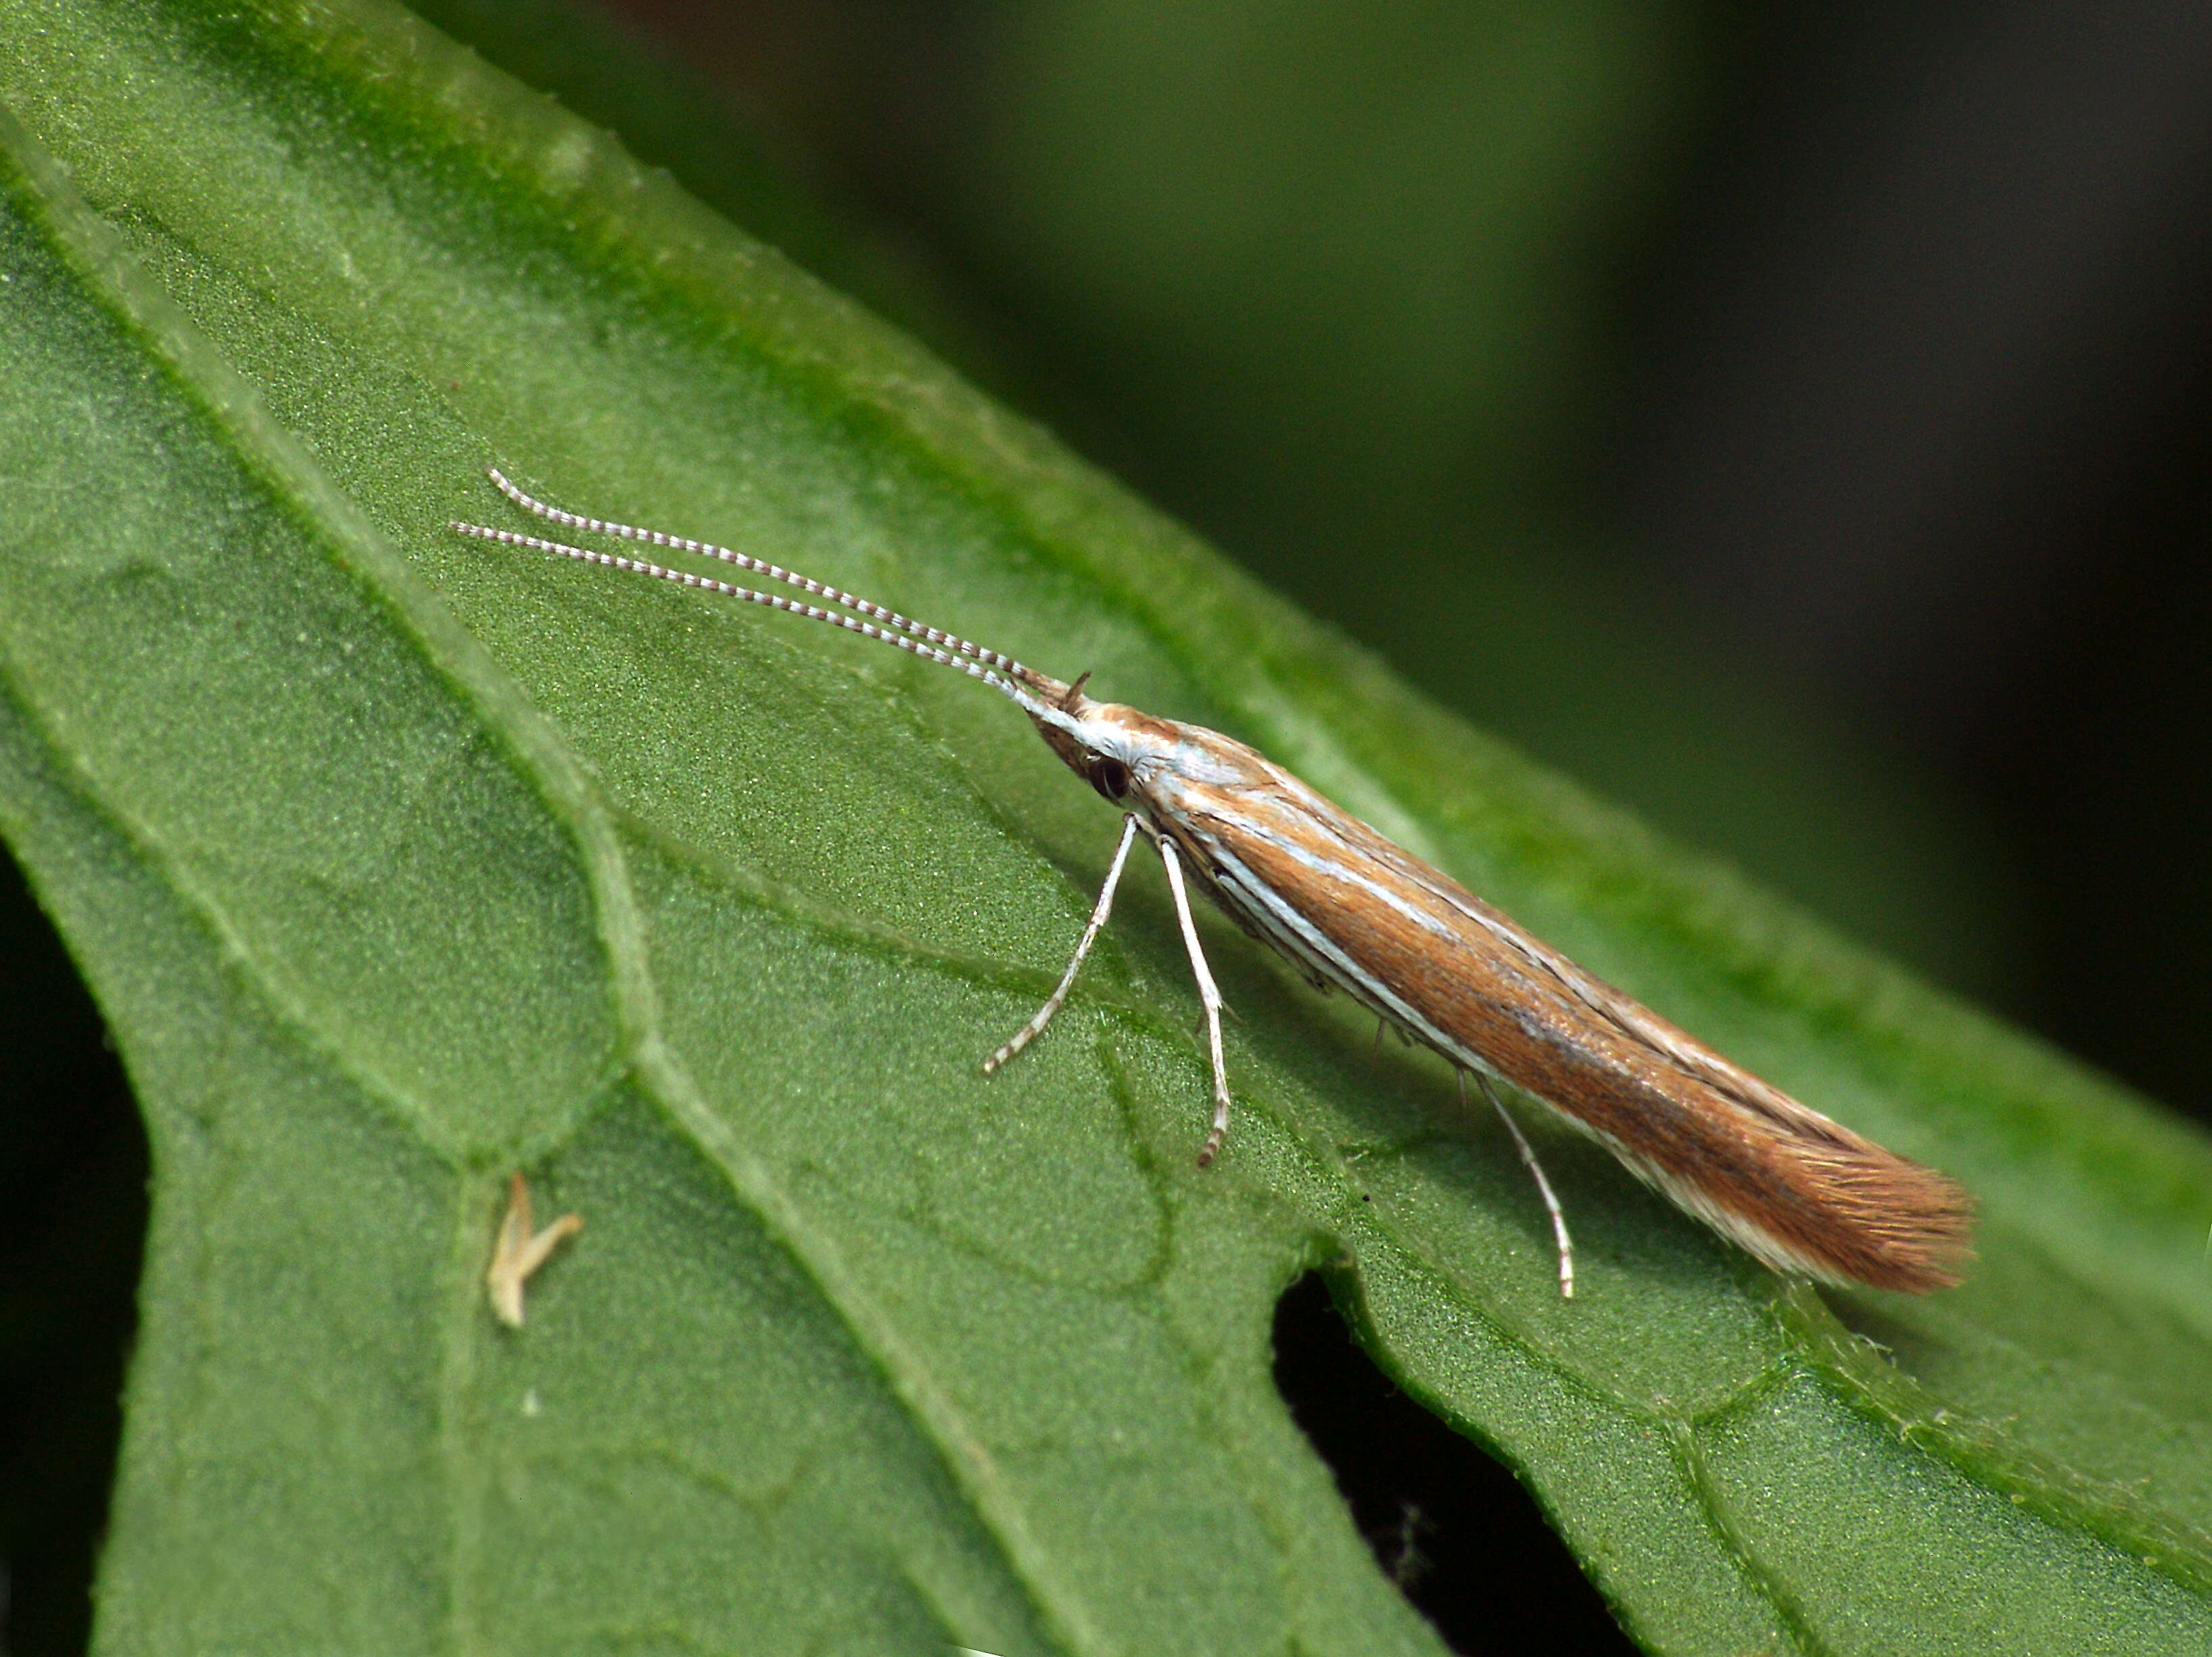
left=449, top=468, right=1052, bottom=706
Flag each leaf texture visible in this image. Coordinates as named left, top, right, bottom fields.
left=0, top=3, right=2209, bottom=1653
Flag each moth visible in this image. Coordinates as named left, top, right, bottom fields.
left=453, top=469, right=1973, bottom=1297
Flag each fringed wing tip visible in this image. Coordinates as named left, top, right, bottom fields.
left=1788, top=1156, right=1977, bottom=1294
left=1634, top=1139, right=1977, bottom=1294
left=1851, top=1168, right=1977, bottom=1294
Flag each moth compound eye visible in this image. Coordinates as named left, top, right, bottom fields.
left=1087, top=755, right=1131, bottom=801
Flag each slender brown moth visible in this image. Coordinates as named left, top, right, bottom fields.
left=452, top=469, right=1973, bottom=1298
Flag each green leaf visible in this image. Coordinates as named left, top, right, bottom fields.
left=2, top=3, right=2209, bottom=1653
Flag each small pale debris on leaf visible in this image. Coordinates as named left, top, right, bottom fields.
left=487, top=1171, right=582, bottom=1328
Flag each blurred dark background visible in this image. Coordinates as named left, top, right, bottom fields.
left=8, top=1, right=2211, bottom=1650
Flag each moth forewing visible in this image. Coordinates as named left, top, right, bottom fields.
left=1122, top=709, right=1969, bottom=1291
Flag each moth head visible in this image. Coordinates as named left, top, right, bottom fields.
left=1019, top=676, right=1177, bottom=807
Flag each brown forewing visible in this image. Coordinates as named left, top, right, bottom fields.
left=1161, top=739, right=1971, bottom=1292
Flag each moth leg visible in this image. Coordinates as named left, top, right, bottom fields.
left=1463, top=1069, right=1576, bottom=1299
left=985, top=814, right=1141, bottom=1074
left=1157, top=837, right=1234, bottom=1166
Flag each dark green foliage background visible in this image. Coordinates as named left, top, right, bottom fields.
left=1, top=2, right=2209, bottom=1653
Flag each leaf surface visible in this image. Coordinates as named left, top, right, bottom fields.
left=1, top=3, right=2209, bottom=1653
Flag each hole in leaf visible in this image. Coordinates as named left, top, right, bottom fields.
left=0, top=839, right=148, bottom=1657
left=1272, top=1271, right=1637, bottom=1656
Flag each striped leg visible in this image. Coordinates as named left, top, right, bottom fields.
left=1463, top=1069, right=1576, bottom=1299
left=1157, top=838, right=1233, bottom=1166
left=985, top=814, right=1142, bottom=1074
